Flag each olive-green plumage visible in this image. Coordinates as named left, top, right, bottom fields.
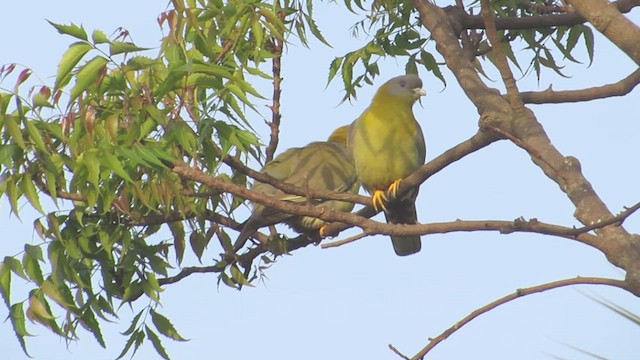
left=348, top=74, right=426, bottom=256
left=235, top=126, right=359, bottom=249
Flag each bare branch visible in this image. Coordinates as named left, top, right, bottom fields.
left=389, top=344, right=411, bottom=360
left=443, top=0, right=640, bottom=33
left=264, top=2, right=285, bottom=163
left=520, top=68, right=640, bottom=104
left=321, top=231, right=370, bottom=249
left=408, top=276, right=629, bottom=359
left=576, top=201, right=640, bottom=233
left=479, top=0, right=523, bottom=108
left=322, top=217, right=599, bottom=249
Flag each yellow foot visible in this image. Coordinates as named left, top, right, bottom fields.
left=371, top=189, right=389, bottom=213
left=387, top=179, right=403, bottom=199
left=319, top=225, right=328, bottom=238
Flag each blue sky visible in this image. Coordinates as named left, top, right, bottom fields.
left=1, top=1, right=639, bottom=359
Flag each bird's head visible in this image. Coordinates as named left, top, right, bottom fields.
left=327, top=125, right=350, bottom=145
left=375, top=74, right=426, bottom=105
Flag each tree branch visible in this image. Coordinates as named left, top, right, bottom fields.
left=322, top=217, right=600, bottom=250
left=412, top=0, right=640, bottom=294
left=264, top=1, right=285, bottom=163
left=479, top=0, right=523, bottom=108
left=404, top=276, right=629, bottom=359
left=520, top=68, right=640, bottom=104
left=443, top=0, right=640, bottom=33
left=567, top=0, right=640, bottom=65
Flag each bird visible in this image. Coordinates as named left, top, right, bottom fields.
left=234, top=125, right=359, bottom=250
left=348, top=74, right=426, bottom=256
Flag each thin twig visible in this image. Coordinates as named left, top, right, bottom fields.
left=480, top=0, right=523, bottom=108
left=389, top=344, right=411, bottom=360
left=321, top=231, right=370, bottom=249
left=410, top=276, right=629, bottom=359
left=520, top=68, right=640, bottom=104
left=575, top=201, right=640, bottom=233
left=264, top=1, right=285, bottom=163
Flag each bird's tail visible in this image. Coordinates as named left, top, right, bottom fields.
left=384, top=200, right=421, bottom=256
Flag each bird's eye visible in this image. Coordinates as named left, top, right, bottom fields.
left=399, top=80, right=407, bottom=87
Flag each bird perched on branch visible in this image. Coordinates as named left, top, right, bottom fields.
left=348, top=74, right=426, bottom=256
left=235, top=125, right=359, bottom=250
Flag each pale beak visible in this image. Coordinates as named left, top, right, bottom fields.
left=413, top=88, right=426, bottom=97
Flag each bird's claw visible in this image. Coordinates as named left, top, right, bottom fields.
left=387, top=179, right=402, bottom=199
left=371, top=190, right=389, bottom=213
left=319, top=225, right=328, bottom=238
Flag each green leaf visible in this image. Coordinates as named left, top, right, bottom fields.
left=189, top=231, right=209, bottom=263
left=145, top=325, right=171, bottom=360
left=327, top=57, right=343, bottom=86
left=78, top=150, right=101, bottom=189
left=21, top=172, right=45, bottom=215
left=10, top=303, right=31, bottom=356
left=109, top=41, right=150, bottom=56
left=70, top=56, right=109, bottom=101
left=41, top=279, right=74, bottom=309
left=81, top=308, right=106, bottom=347
left=304, top=13, right=331, bottom=47
left=405, top=53, right=418, bottom=76
left=23, top=245, right=44, bottom=284
left=47, top=20, right=88, bottom=41
left=566, top=25, right=584, bottom=54
left=230, top=264, right=252, bottom=286
left=91, top=29, right=110, bottom=44
left=4, top=256, right=27, bottom=280
left=4, top=175, right=21, bottom=217
left=150, top=308, right=188, bottom=341
left=0, top=261, right=11, bottom=308
left=4, top=115, right=25, bottom=149
left=121, top=310, right=144, bottom=336
left=31, top=91, right=53, bottom=108
left=102, top=151, right=134, bottom=183
left=583, top=26, right=594, bottom=66
left=55, top=42, right=93, bottom=90
left=116, top=329, right=145, bottom=360
left=168, top=222, right=186, bottom=265
left=420, top=50, right=446, bottom=86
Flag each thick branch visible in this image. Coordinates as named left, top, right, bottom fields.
left=405, top=276, right=629, bottom=359
left=444, top=0, right=640, bottom=32
left=568, top=0, right=640, bottom=65
left=520, top=68, right=640, bottom=104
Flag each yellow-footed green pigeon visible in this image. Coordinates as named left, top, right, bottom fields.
left=348, top=74, right=426, bottom=256
left=235, top=126, right=359, bottom=249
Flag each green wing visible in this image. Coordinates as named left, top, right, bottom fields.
left=235, top=140, right=358, bottom=249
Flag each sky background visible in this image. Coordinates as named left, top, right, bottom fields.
left=1, top=1, right=639, bottom=359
